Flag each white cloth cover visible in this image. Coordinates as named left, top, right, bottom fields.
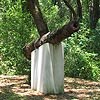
left=31, top=43, right=64, bottom=94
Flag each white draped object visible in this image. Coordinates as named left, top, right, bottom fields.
left=31, top=43, right=64, bottom=94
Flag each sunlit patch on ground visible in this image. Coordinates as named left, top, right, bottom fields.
left=0, top=75, right=100, bottom=100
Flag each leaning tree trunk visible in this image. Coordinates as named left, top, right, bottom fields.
left=23, top=20, right=79, bottom=60
left=23, top=0, right=81, bottom=60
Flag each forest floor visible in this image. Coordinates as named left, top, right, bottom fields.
left=0, top=75, right=100, bottom=100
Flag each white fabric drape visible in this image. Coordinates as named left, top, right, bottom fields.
left=31, top=43, right=64, bottom=94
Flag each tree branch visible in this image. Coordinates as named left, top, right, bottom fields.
left=27, top=0, right=49, bottom=37
left=23, top=0, right=80, bottom=60
left=63, top=0, right=77, bottom=19
left=23, top=20, right=79, bottom=60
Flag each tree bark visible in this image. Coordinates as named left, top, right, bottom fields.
left=23, top=0, right=81, bottom=60
left=27, top=0, right=49, bottom=37
left=23, top=20, right=79, bottom=60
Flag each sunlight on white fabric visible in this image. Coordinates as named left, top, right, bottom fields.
left=31, top=43, right=64, bottom=94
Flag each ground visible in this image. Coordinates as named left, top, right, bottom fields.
left=0, top=75, right=100, bottom=100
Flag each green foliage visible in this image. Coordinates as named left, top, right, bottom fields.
left=0, top=0, right=37, bottom=75
left=40, top=0, right=69, bottom=30
left=64, top=20, right=100, bottom=81
left=0, top=0, right=100, bottom=81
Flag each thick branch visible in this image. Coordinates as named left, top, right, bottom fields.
left=27, top=0, right=49, bottom=36
left=23, top=20, right=79, bottom=60
left=23, top=0, right=80, bottom=60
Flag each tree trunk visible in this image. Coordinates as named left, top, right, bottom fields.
left=23, top=20, right=79, bottom=60
left=89, top=0, right=100, bottom=29
left=24, top=1, right=80, bottom=93
left=27, top=0, right=49, bottom=37
left=23, top=0, right=81, bottom=60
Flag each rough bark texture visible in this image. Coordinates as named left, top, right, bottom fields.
left=23, top=0, right=82, bottom=60
left=23, top=20, right=79, bottom=60
left=27, top=0, right=49, bottom=37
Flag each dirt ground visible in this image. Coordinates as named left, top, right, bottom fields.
left=0, top=75, right=100, bottom=100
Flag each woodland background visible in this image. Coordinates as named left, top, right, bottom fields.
left=0, top=0, right=100, bottom=81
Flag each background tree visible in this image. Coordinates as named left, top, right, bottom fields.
left=89, top=0, right=100, bottom=29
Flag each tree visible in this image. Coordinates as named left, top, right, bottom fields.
left=89, top=0, right=100, bottom=29
left=23, top=0, right=82, bottom=60
left=0, top=0, right=100, bottom=81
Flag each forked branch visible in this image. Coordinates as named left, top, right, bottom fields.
left=23, top=20, right=79, bottom=60
left=23, top=0, right=80, bottom=60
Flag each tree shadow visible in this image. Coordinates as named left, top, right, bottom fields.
left=44, top=93, right=77, bottom=100
left=0, top=76, right=100, bottom=100
left=0, top=81, right=45, bottom=100
left=0, top=82, right=77, bottom=100
left=64, top=77, right=100, bottom=99
left=0, top=84, right=22, bottom=100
